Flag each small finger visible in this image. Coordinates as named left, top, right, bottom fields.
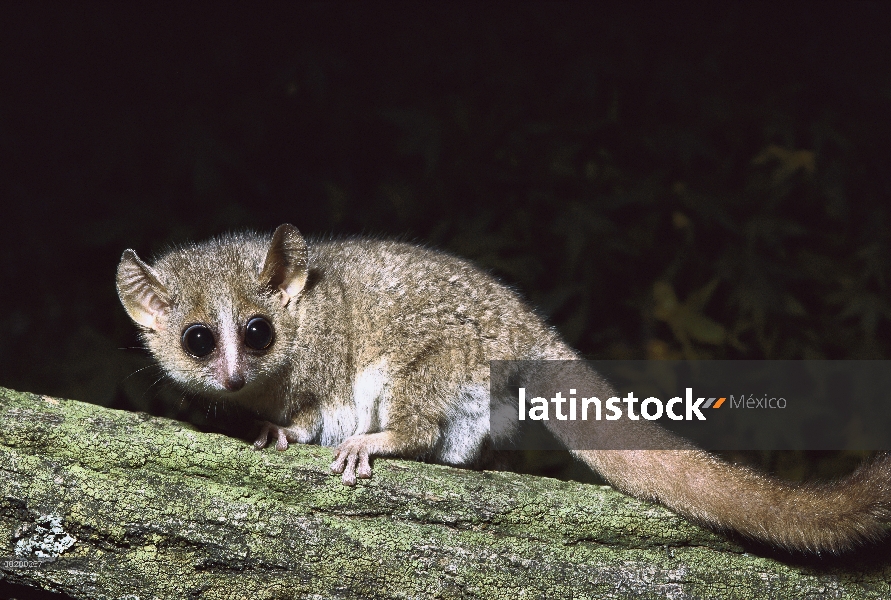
left=253, top=423, right=271, bottom=450
left=331, top=450, right=346, bottom=474
left=275, top=427, right=289, bottom=451
left=341, top=452, right=358, bottom=486
left=357, top=452, right=372, bottom=479
left=342, top=464, right=357, bottom=486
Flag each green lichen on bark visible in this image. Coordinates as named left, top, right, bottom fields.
left=0, top=386, right=888, bottom=599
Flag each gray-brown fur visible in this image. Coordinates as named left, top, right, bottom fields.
left=117, top=224, right=891, bottom=553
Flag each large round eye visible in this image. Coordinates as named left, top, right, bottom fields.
left=244, top=316, right=274, bottom=351
left=181, top=324, right=216, bottom=358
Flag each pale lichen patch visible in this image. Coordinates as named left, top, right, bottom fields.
left=14, top=514, right=77, bottom=558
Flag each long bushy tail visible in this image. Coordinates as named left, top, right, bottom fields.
left=574, top=446, right=891, bottom=553
left=523, top=344, right=891, bottom=553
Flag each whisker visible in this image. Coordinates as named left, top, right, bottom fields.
left=122, top=364, right=161, bottom=382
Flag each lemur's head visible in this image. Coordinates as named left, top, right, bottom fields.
left=116, top=224, right=307, bottom=399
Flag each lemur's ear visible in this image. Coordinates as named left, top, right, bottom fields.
left=116, top=250, right=171, bottom=330
left=260, top=224, right=309, bottom=306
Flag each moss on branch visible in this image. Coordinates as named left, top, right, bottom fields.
left=0, top=387, right=888, bottom=599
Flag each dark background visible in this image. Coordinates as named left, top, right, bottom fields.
left=2, top=3, right=890, bottom=483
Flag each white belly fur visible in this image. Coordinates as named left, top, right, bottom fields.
left=320, top=359, right=490, bottom=465
left=318, top=358, right=392, bottom=447
left=434, top=384, right=490, bottom=465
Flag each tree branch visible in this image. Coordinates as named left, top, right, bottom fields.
left=0, top=387, right=888, bottom=599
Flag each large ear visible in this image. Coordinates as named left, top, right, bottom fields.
left=116, top=250, right=171, bottom=330
left=259, top=224, right=308, bottom=306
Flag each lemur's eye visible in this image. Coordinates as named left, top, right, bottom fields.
left=182, top=324, right=216, bottom=357
left=244, top=316, right=274, bottom=351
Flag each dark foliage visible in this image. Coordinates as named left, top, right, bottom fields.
left=1, top=4, right=889, bottom=481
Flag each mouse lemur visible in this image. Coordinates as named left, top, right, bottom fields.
left=117, top=223, right=891, bottom=553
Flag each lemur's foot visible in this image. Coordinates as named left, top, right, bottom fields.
left=331, top=433, right=390, bottom=485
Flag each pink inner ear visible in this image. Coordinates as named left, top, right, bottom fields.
left=261, top=225, right=308, bottom=301
left=146, top=291, right=168, bottom=314
left=118, top=249, right=173, bottom=330
left=130, top=284, right=168, bottom=330
left=119, top=262, right=170, bottom=330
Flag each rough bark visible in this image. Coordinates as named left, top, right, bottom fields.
left=0, top=386, right=888, bottom=599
